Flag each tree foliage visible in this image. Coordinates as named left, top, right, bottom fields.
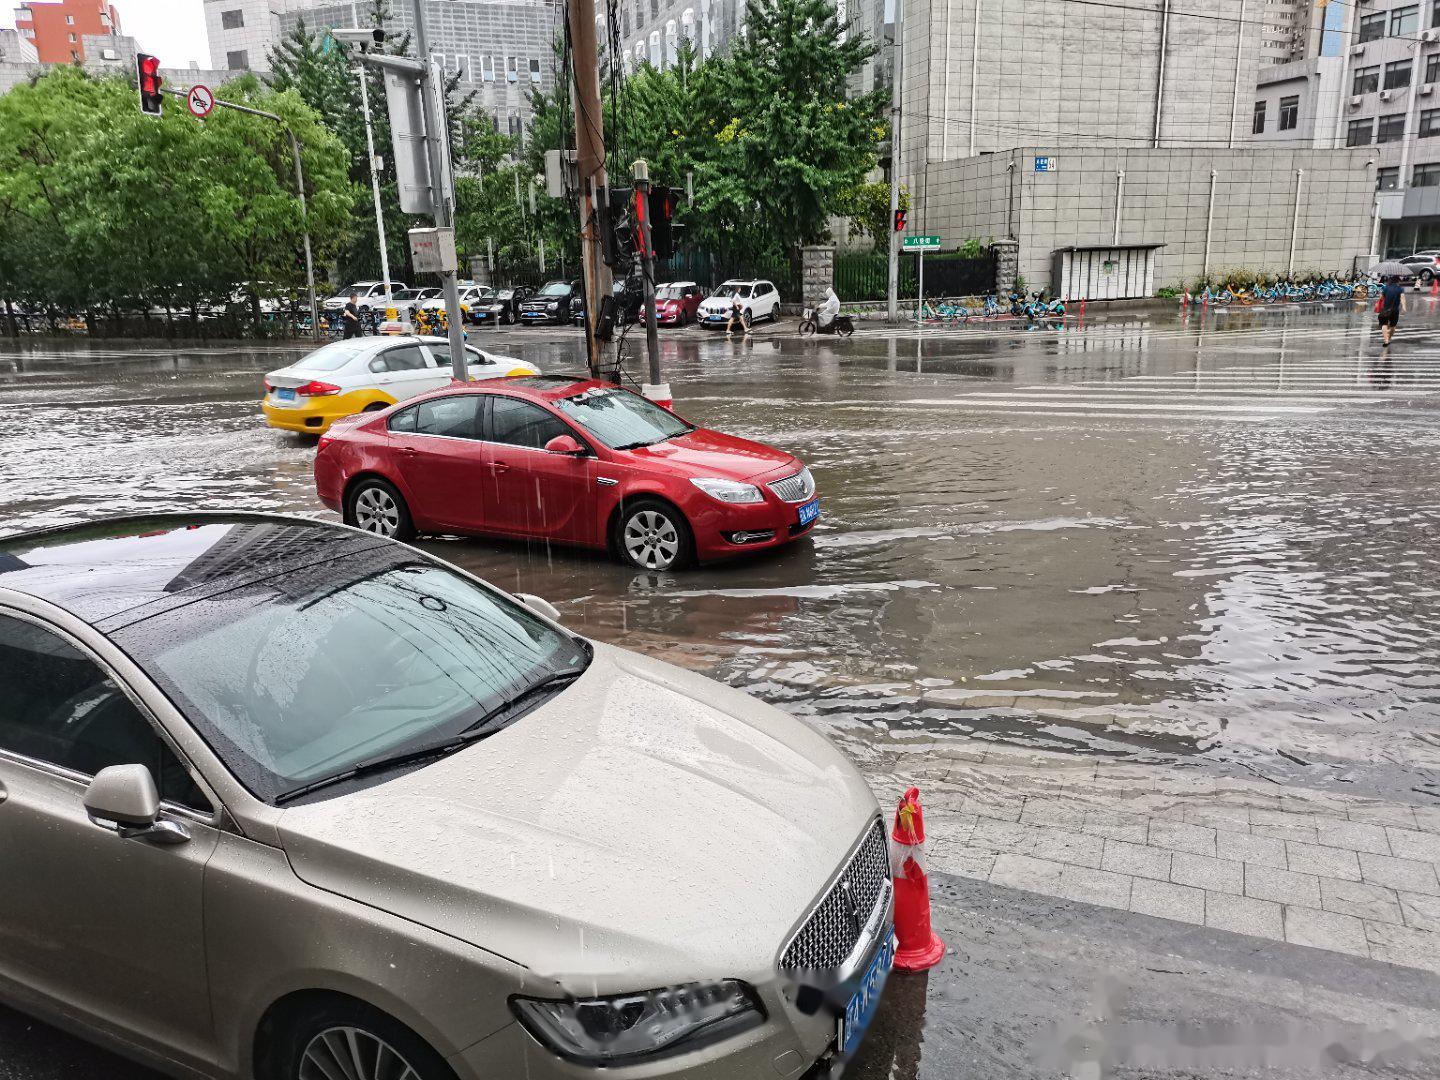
left=0, top=65, right=353, bottom=326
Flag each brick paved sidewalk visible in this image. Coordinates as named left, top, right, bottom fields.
left=859, top=738, right=1440, bottom=973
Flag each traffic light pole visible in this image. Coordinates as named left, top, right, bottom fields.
left=354, top=63, right=393, bottom=312
left=165, top=88, right=320, bottom=339
left=886, top=0, right=903, bottom=323
left=567, top=0, right=615, bottom=381
left=632, top=160, right=665, bottom=402
left=409, top=0, right=469, bottom=384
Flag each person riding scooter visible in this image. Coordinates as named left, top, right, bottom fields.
left=818, top=287, right=841, bottom=330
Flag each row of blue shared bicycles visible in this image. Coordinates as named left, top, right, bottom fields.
left=922, top=291, right=1068, bottom=325
left=1194, top=276, right=1386, bottom=307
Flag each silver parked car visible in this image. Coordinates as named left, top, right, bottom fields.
left=0, top=514, right=893, bottom=1080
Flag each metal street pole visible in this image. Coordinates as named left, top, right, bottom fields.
left=167, top=87, right=320, bottom=339
left=917, top=249, right=923, bottom=329
left=355, top=64, right=393, bottom=311
left=886, top=0, right=904, bottom=322
left=633, top=160, right=664, bottom=400
left=410, top=0, right=468, bottom=383
left=567, top=0, right=614, bottom=380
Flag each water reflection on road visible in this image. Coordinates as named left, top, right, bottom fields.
left=4, top=306, right=1440, bottom=800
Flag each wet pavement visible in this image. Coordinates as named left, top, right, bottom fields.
left=3, top=303, right=1440, bottom=1076
left=4, top=307, right=1439, bottom=799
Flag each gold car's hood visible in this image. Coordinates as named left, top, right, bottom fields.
left=276, top=643, right=877, bottom=993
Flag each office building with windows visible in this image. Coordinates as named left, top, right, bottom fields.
left=204, top=0, right=558, bottom=138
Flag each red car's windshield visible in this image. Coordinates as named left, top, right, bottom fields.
left=554, top=387, right=693, bottom=450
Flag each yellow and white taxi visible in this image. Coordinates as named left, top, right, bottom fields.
left=261, top=335, right=539, bottom=434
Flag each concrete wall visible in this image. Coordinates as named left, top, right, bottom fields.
left=916, top=146, right=1375, bottom=292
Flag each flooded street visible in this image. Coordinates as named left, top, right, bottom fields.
left=6, top=307, right=1440, bottom=1078
left=5, top=309, right=1439, bottom=802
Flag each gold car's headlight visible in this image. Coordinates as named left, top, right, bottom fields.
left=511, top=980, right=763, bottom=1065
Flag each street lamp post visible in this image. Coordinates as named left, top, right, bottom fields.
left=355, top=63, right=393, bottom=312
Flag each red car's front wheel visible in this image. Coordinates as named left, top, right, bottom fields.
left=616, top=500, right=694, bottom=571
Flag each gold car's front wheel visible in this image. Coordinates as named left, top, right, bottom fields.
left=273, top=999, right=458, bottom=1080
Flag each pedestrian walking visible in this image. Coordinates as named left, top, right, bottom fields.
left=1378, top=275, right=1406, bottom=347
left=342, top=292, right=361, bottom=339
left=725, top=298, right=750, bottom=338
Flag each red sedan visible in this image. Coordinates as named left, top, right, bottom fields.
left=656, top=281, right=706, bottom=326
left=314, top=376, right=819, bottom=570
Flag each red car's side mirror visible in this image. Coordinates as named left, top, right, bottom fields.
left=545, top=435, right=586, bottom=456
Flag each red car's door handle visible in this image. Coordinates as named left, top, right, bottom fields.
left=488, top=462, right=510, bottom=474
left=399, top=446, right=417, bottom=456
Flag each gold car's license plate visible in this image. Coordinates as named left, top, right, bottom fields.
left=838, top=928, right=895, bottom=1056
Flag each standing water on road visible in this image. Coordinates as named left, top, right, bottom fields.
left=4, top=308, right=1440, bottom=801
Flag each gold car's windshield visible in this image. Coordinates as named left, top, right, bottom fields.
left=117, top=552, right=589, bottom=804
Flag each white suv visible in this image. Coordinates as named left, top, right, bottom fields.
left=322, top=281, right=408, bottom=312
left=698, top=279, right=781, bottom=327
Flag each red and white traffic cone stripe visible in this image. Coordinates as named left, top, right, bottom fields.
left=889, top=786, right=945, bottom=972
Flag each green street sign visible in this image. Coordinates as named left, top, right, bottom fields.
left=903, top=235, right=942, bottom=251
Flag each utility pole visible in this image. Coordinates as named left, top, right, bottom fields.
left=409, top=0, right=467, bottom=382
left=886, top=0, right=904, bottom=323
left=567, top=0, right=615, bottom=380
left=633, top=160, right=667, bottom=406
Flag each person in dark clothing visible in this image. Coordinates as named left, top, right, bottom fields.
left=1378, top=276, right=1406, bottom=347
left=342, top=293, right=361, bottom=339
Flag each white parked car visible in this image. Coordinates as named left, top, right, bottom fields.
left=322, top=281, right=408, bottom=313
left=698, top=279, right=782, bottom=328
left=261, top=335, right=538, bottom=434
left=417, top=284, right=491, bottom=324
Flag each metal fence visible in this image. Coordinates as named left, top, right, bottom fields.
left=666, top=251, right=801, bottom=297
left=835, top=249, right=998, bottom=301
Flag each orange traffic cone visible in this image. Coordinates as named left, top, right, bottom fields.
left=890, top=787, right=946, bottom=972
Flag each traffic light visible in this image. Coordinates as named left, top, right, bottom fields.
left=600, top=186, right=636, bottom=270
left=893, top=207, right=907, bottom=232
left=137, top=53, right=163, bottom=116
left=648, top=187, right=684, bottom=262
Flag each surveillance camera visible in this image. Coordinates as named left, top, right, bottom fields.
left=329, top=27, right=386, bottom=51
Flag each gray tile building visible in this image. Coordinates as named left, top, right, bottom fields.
left=919, top=146, right=1375, bottom=293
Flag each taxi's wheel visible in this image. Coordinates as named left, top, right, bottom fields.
left=271, top=999, right=456, bottom=1080
left=345, top=478, right=415, bottom=542
left=616, top=499, right=693, bottom=571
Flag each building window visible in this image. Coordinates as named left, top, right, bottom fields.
left=1378, top=166, right=1400, bottom=190
left=1423, top=108, right=1440, bottom=136
left=664, top=18, right=677, bottom=66
left=1377, top=112, right=1407, bottom=143
left=1353, top=65, right=1380, bottom=96
left=1347, top=118, right=1374, bottom=146
left=220, top=8, right=243, bottom=30
left=649, top=0, right=658, bottom=16
left=505, top=56, right=518, bottom=82
left=1359, top=11, right=1386, bottom=40
left=99, top=11, right=108, bottom=26
left=1279, top=95, right=1298, bottom=130
left=455, top=53, right=470, bottom=80
left=226, top=49, right=248, bottom=70
left=68, top=32, right=76, bottom=41
left=70, top=49, right=79, bottom=60
left=648, top=30, right=661, bottom=66
left=64, top=13, right=73, bottom=23
left=529, top=57, right=541, bottom=82
left=480, top=54, right=494, bottom=81
left=682, top=7, right=695, bottom=43
left=1252, top=100, right=1266, bottom=133
left=1414, top=162, right=1440, bottom=187
left=1385, top=59, right=1413, bottom=90
left=1429, top=54, right=1440, bottom=85
left=1392, top=5, right=1419, bottom=35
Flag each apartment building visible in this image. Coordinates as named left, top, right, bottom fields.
left=1327, top=0, right=1440, bottom=252
left=12, top=0, right=119, bottom=64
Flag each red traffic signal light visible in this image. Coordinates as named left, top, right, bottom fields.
left=893, top=207, right=907, bottom=232
left=137, top=53, right=164, bottom=116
